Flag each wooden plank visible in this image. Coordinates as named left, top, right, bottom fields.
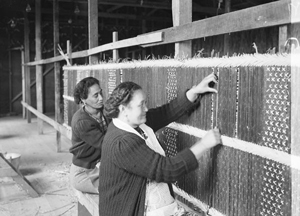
left=88, top=32, right=163, bottom=56
left=67, top=40, right=72, bottom=65
left=279, top=25, right=289, bottom=53
left=142, top=0, right=295, bottom=47
left=21, top=101, right=72, bottom=140
left=172, top=0, right=192, bottom=58
left=35, top=0, right=43, bottom=134
left=223, top=0, right=231, bottom=56
left=25, top=32, right=162, bottom=66
left=291, top=49, right=300, bottom=215
left=0, top=154, right=39, bottom=198
left=24, top=12, right=31, bottom=123
left=88, top=0, right=98, bottom=64
left=291, top=0, right=300, bottom=23
left=74, top=190, right=99, bottom=216
left=26, top=55, right=64, bottom=66
left=53, top=0, right=62, bottom=152
left=71, top=50, right=88, bottom=59
left=112, top=31, right=119, bottom=61
left=21, top=49, right=25, bottom=119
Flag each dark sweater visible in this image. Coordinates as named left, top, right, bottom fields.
left=69, top=107, right=110, bottom=169
left=99, top=92, right=200, bottom=216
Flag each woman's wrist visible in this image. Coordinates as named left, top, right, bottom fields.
left=186, top=86, right=198, bottom=102
left=190, top=140, right=210, bottom=160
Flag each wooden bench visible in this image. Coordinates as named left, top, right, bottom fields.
left=74, top=189, right=203, bottom=216
left=74, top=190, right=99, bottom=216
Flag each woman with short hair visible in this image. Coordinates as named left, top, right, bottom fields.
left=99, top=74, right=222, bottom=216
left=69, top=77, right=109, bottom=194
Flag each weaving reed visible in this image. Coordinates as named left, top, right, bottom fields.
left=63, top=54, right=299, bottom=216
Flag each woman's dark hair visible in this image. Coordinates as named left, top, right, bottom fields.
left=73, top=77, right=100, bottom=104
left=104, top=81, right=142, bottom=118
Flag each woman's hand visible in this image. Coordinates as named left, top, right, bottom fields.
left=199, top=127, right=222, bottom=149
left=190, top=128, right=222, bottom=160
left=186, top=73, right=218, bottom=102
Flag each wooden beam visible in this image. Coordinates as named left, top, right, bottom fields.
left=87, top=32, right=163, bottom=56
left=21, top=49, right=26, bottom=119
left=142, top=0, right=296, bottom=47
left=27, top=9, right=172, bottom=22
left=25, top=32, right=162, bottom=66
left=67, top=40, right=72, bottom=65
left=35, top=0, right=43, bottom=134
left=54, top=0, right=62, bottom=152
left=291, top=59, right=300, bottom=216
left=112, top=32, right=119, bottom=61
left=172, top=0, right=192, bottom=58
left=26, top=55, right=64, bottom=66
left=24, top=12, right=31, bottom=123
left=88, top=0, right=98, bottom=64
left=21, top=101, right=72, bottom=140
left=291, top=5, right=300, bottom=214
left=0, top=153, right=39, bottom=198
left=142, top=19, right=147, bottom=59
left=291, top=0, right=300, bottom=23
left=8, top=34, right=12, bottom=113
left=278, top=25, right=289, bottom=53
left=57, top=0, right=222, bottom=15
left=223, top=0, right=231, bottom=56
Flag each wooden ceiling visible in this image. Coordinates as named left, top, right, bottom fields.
left=0, top=0, right=275, bottom=28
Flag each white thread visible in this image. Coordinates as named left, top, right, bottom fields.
left=63, top=54, right=300, bottom=71
left=167, top=122, right=300, bottom=171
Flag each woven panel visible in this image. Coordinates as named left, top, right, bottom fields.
left=259, top=66, right=291, bottom=216
left=62, top=57, right=296, bottom=216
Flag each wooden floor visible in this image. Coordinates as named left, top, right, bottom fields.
left=0, top=116, right=78, bottom=216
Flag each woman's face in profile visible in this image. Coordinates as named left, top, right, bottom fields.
left=83, top=84, right=103, bottom=109
left=125, top=89, right=148, bottom=127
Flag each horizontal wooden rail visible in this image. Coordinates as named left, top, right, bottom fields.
left=142, top=0, right=300, bottom=47
left=26, top=56, right=65, bottom=66
left=21, top=101, right=72, bottom=140
left=25, top=32, right=163, bottom=66
left=167, top=122, right=300, bottom=171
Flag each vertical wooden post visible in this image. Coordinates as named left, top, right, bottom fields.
left=88, top=0, right=98, bottom=64
left=112, top=32, right=119, bottom=62
left=21, top=49, right=25, bottom=119
left=172, top=0, right=192, bottom=58
left=35, top=0, right=43, bottom=134
left=142, top=17, right=147, bottom=59
left=67, top=40, right=72, bottom=65
left=24, top=12, right=31, bottom=123
left=291, top=2, right=300, bottom=214
left=291, top=56, right=300, bottom=216
left=223, top=0, right=231, bottom=56
left=8, top=34, right=12, bottom=114
left=53, top=0, right=62, bottom=152
left=278, top=25, right=289, bottom=53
